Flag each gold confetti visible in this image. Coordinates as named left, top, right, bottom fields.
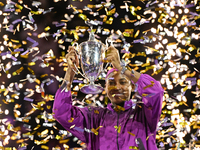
left=68, top=117, right=74, bottom=123
left=28, top=62, right=35, bottom=66
left=96, top=126, right=103, bottom=130
left=128, top=131, right=135, bottom=136
left=146, top=133, right=154, bottom=140
left=94, top=110, right=99, bottom=114
left=15, top=4, right=23, bottom=10
left=106, top=8, right=116, bottom=16
left=40, top=74, right=48, bottom=78
left=78, top=14, right=87, bottom=21
left=41, top=129, right=48, bottom=136
left=41, top=145, right=49, bottom=150
left=134, top=30, right=140, bottom=38
left=123, top=29, right=134, bottom=37
left=27, top=67, right=35, bottom=75
left=143, top=81, right=155, bottom=90
left=44, top=26, right=50, bottom=31
left=33, top=125, right=41, bottom=130
left=129, top=146, right=139, bottom=149
left=0, top=2, right=4, bottom=6
left=91, top=128, right=99, bottom=135
left=106, top=17, right=113, bottom=24
left=59, top=139, right=70, bottom=144
left=31, top=10, right=42, bottom=15
left=114, top=125, right=121, bottom=133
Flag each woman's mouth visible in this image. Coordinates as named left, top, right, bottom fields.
left=110, top=90, right=125, bottom=97
left=112, top=93, right=123, bottom=97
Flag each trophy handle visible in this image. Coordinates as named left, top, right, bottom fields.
left=99, top=37, right=114, bottom=74
left=72, top=42, right=79, bottom=51
left=71, top=42, right=89, bottom=81
left=104, top=36, right=114, bottom=65
left=105, top=37, right=114, bottom=48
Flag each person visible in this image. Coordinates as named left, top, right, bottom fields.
left=53, top=46, right=164, bottom=150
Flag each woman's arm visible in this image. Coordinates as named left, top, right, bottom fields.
left=105, top=46, right=163, bottom=132
left=105, top=46, right=141, bottom=83
left=53, top=88, right=89, bottom=142
left=136, top=74, right=164, bottom=132
left=53, top=46, right=89, bottom=142
left=60, top=46, right=77, bottom=91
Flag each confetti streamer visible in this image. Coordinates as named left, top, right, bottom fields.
left=0, top=0, right=200, bottom=149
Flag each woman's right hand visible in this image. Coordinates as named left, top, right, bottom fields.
left=66, top=46, right=79, bottom=72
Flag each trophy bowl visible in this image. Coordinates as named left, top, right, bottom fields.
left=74, top=32, right=107, bottom=94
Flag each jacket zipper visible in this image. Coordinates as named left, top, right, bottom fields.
left=117, top=113, right=119, bottom=150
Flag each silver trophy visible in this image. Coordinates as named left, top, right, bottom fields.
left=72, top=30, right=108, bottom=94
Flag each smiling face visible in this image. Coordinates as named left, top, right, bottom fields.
left=105, top=71, right=133, bottom=106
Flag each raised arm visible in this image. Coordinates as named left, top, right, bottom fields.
left=105, top=46, right=141, bottom=83
left=106, top=46, right=164, bottom=132
left=136, top=74, right=164, bottom=132
left=53, top=46, right=88, bottom=142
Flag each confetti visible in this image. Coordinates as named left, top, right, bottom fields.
left=143, top=81, right=155, bottom=90
left=129, top=146, right=139, bottom=149
left=114, top=125, right=121, bottom=133
left=0, top=0, right=200, bottom=149
left=128, top=131, right=135, bottom=136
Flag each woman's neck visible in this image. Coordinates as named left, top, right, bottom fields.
left=112, top=102, right=125, bottom=112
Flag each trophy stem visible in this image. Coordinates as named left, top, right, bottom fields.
left=90, top=81, right=94, bottom=85
left=88, top=30, right=95, bottom=41
left=80, top=83, right=104, bottom=95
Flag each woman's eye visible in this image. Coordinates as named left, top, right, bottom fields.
left=109, top=82, right=115, bottom=85
left=120, top=82, right=127, bottom=85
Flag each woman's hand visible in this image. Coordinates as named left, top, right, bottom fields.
left=61, top=46, right=79, bottom=90
left=66, top=46, right=79, bottom=72
left=105, top=46, right=121, bottom=70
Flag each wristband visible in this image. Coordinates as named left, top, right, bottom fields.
left=131, top=69, right=135, bottom=78
left=120, top=60, right=136, bottom=85
left=121, top=65, right=127, bottom=74
left=120, top=59, right=127, bottom=74
left=61, top=79, right=69, bottom=93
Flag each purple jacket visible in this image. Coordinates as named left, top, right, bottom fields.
left=53, top=74, right=164, bottom=150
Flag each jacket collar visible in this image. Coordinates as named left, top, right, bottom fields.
left=107, top=100, right=135, bottom=112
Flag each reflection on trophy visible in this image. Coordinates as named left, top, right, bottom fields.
left=73, top=30, right=107, bottom=94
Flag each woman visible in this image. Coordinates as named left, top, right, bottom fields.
left=53, top=46, right=164, bottom=150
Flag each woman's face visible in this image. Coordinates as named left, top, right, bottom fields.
left=105, top=71, right=133, bottom=105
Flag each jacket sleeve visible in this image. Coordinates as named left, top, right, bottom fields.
left=136, top=74, right=164, bottom=132
left=52, top=88, right=90, bottom=143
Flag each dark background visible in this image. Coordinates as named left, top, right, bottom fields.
left=0, top=0, right=200, bottom=149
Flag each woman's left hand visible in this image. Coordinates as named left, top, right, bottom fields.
left=105, top=46, right=122, bottom=70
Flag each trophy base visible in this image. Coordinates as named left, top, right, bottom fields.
left=80, top=84, right=104, bottom=94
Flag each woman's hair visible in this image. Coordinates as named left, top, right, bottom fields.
left=105, top=68, right=119, bottom=81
